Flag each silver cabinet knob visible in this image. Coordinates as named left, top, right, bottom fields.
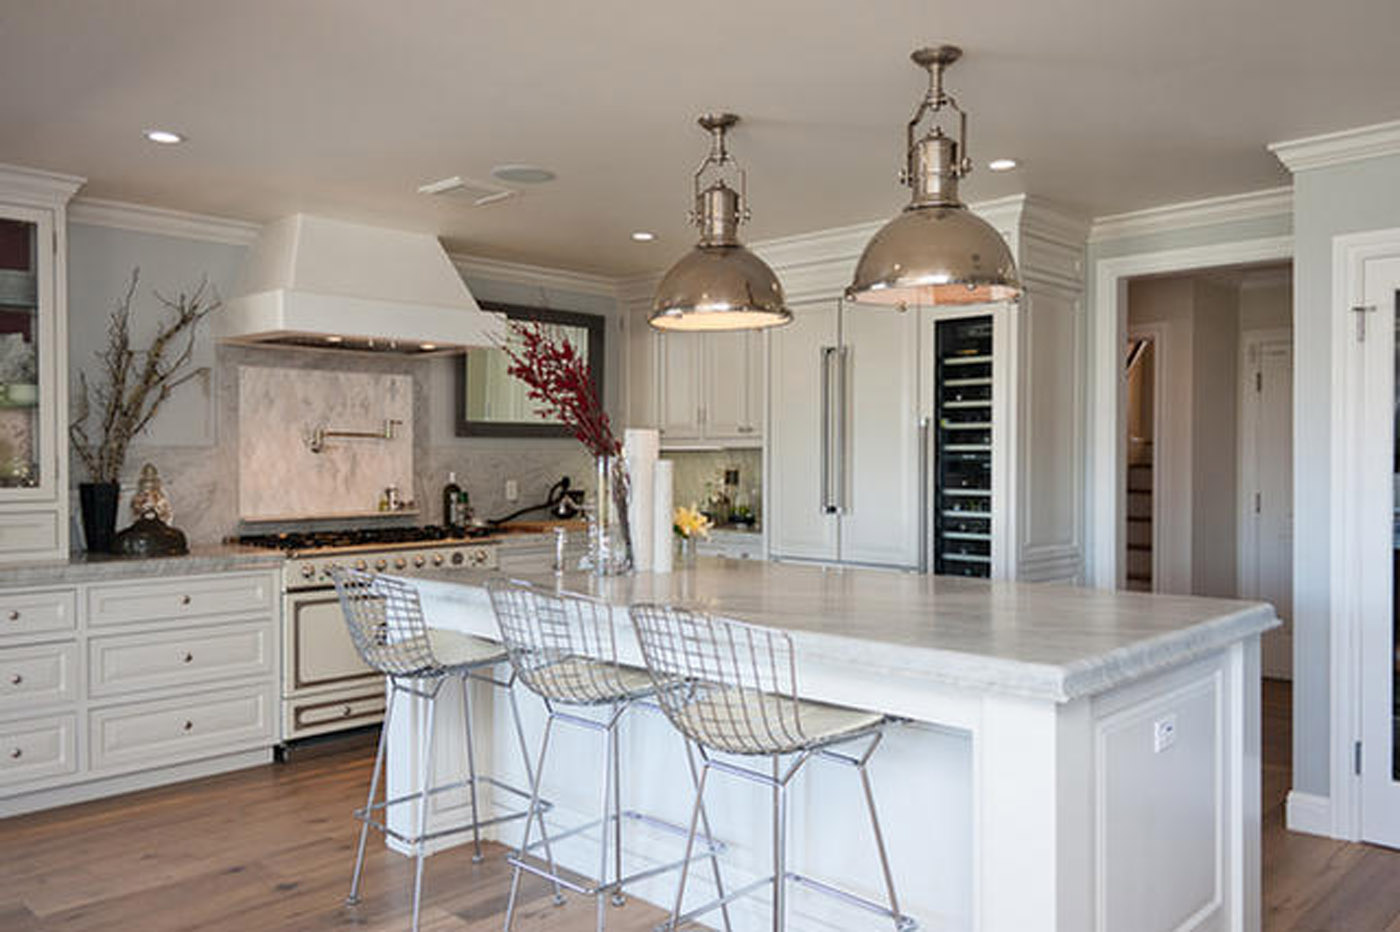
left=180, top=595, right=191, bottom=606
left=9, top=748, right=20, bottom=759
left=7, top=610, right=18, bottom=621
left=183, top=652, right=194, bottom=664
left=182, top=720, right=194, bottom=732
left=10, top=674, right=21, bottom=686
left=341, top=705, right=354, bottom=718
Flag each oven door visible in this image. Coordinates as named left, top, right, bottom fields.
left=283, top=589, right=380, bottom=695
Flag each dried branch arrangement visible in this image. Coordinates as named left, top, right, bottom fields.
left=70, top=269, right=219, bottom=483
left=498, top=319, right=620, bottom=457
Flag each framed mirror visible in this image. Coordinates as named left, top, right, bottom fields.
left=455, top=302, right=605, bottom=438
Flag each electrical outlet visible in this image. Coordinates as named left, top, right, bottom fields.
left=1153, top=714, right=1177, bottom=753
left=505, top=479, right=519, bottom=502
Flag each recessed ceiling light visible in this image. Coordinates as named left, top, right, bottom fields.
left=631, top=231, right=656, bottom=242
left=144, top=129, right=185, bottom=145
left=491, top=164, right=556, bottom=184
left=987, top=158, right=1019, bottom=172
left=419, top=342, right=437, bottom=351
left=325, top=335, right=343, bottom=344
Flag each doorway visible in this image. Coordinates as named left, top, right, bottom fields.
left=1124, top=333, right=1157, bottom=592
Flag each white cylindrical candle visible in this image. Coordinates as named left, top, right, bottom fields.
left=624, top=428, right=659, bottom=572
left=653, top=459, right=674, bottom=573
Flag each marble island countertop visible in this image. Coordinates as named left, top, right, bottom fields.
left=411, top=557, right=1278, bottom=703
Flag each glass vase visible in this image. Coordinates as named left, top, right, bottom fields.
left=586, top=454, right=634, bottom=576
left=676, top=535, right=699, bottom=569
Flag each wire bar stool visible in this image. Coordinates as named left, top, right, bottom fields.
left=629, top=604, right=918, bottom=932
left=331, top=569, right=557, bottom=932
left=486, top=577, right=730, bottom=932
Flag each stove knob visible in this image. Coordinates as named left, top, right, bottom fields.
left=394, top=557, right=407, bottom=570
left=300, top=564, right=315, bottom=579
left=413, top=554, right=425, bottom=567
left=451, top=551, right=465, bottom=566
left=432, top=552, right=444, bottom=566
left=470, top=549, right=487, bottom=566
left=374, top=558, right=388, bottom=571
left=355, top=559, right=368, bottom=571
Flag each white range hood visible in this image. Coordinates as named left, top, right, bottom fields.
left=216, top=214, right=505, bottom=354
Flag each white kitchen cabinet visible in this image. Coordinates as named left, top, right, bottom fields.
left=0, top=166, right=82, bottom=563
left=768, top=299, right=921, bottom=568
left=762, top=196, right=1087, bottom=581
left=0, top=568, right=281, bottom=816
left=624, top=305, right=765, bottom=447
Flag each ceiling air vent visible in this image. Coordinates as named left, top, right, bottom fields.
left=416, top=175, right=519, bottom=207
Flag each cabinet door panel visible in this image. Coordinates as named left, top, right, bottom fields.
left=703, top=330, right=751, bottom=441
left=840, top=303, right=922, bottom=568
left=768, top=300, right=838, bottom=561
left=658, top=334, right=703, bottom=442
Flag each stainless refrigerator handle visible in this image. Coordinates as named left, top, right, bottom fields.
left=819, top=346, right=834, bottom=514
left=836, top=345, right=850, bottom=513
left=918, top=415, right=931, bottom=574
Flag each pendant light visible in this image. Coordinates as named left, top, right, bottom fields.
left=650, top=113, right=791, bottom=331
left=846, top=46, right=1021, bottom=309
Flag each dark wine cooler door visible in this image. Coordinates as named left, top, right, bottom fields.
left=934, top=316, right=993, bottom=577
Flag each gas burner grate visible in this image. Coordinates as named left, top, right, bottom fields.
left=234, top=525, right=488, bottom=552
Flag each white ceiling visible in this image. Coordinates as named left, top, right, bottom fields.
left=1, top=0, right=1397, bottom=276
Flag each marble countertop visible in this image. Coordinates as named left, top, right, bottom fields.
left=0, top=544, right=285, bottom=586
left=410, top=558, right=1278, bottom=702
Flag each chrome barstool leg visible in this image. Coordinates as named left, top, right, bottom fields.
left=684, top=741, right=733, bottom=932
left=504, top=711, right=555, bottom=932
left=857, top=736, right=905, bottom=930
left=610, top=714, right=626, bottom=908
left=596, top=704, right=617, bottom=932
left=505, top=682, right=564, bottom=905
left=461, top=673, right=484, bottom=864
left=772, top=756, right=787, bottom=932
left=346, top=681, right=396, bottom=906
left=411, top=683, right=440, bottom=932
left=668, top=755, right=712, bottom=931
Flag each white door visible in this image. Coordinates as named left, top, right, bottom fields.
left=840, top=302, right=922, bottom=567
left=1359, top=256, right=1400, bottom=846
left=768, top=299, right=839, bottom=562
left=702, top=330, right=751, bottom=441
left=1240, top=337, right=1294, bottom=679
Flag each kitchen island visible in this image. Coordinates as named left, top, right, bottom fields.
left=391, top=559, right=1276, bottom=932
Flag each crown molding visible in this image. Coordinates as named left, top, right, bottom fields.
left=68, top=197, right=261, bottom=246
left=449, top=252, right=620, bottom=299
left=1087, top=187, right=1292, bottom=244
left=0, top=163, right=85, bottom=209
left=1270, top=119, right=1400, bottom=173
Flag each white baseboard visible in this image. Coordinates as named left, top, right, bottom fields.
left=1285, top=790, right=1334, bottom=838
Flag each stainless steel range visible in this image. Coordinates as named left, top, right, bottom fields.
left=235, top=527, right=497, bottom=744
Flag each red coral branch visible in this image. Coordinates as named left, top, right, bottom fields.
left=498, top=321, right=620, bottom=459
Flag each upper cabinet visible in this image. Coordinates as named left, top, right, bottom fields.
left=0, top=166, right=82, bottom=563
left=623, top=300, right=765, bottom=449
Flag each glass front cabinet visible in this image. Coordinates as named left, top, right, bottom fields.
left=0, top=166, right=82, bottom=562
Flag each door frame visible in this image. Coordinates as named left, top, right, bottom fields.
left=1330, top=228, right=1400, bottom=842
left=1090, top=236, right=1294, bottom=588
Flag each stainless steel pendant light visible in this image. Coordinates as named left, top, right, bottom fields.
left=650, top=113, right=791, bottom=331
left=847, top=46, right=1021, bottom=309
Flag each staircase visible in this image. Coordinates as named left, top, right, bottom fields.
left=1125, top=459, right=1153, bottom=591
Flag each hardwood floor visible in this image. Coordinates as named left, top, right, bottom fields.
left=2, top=680, right=1399, bottom=930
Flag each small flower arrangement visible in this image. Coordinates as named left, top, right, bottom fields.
left=673, top=504, right=712, bottom=540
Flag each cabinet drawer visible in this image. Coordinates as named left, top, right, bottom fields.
left=0, top=714, right=77, bottom=788
left=89, top=685, right=274, bottom=773
left=293, top=691, right=386, bottom=730
left=89, top=622, right=275, bottom=698
left=88, top=573, right=275, bottom=628
left=0, top=510, right=60, bottom=558
left=0, top=589, right=77, bottom=641
left=0, top=642, right=78, bottom=712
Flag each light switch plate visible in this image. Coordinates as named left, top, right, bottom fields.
left=1153, top=714, right=1177, bottom=753
left=505, top=479, right=519, bottom=502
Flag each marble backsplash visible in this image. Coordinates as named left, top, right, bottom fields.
left=80, top=345, right=598, bottom=547
left=237, top=366, right=414, bottom=520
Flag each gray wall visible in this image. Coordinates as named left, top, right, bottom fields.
left=67, top=220, right=615, bottom=545
left=1290, top=152, right=1400, bottom=797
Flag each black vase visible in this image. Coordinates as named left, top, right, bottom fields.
left=79, top=481, right=120, bottom=553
